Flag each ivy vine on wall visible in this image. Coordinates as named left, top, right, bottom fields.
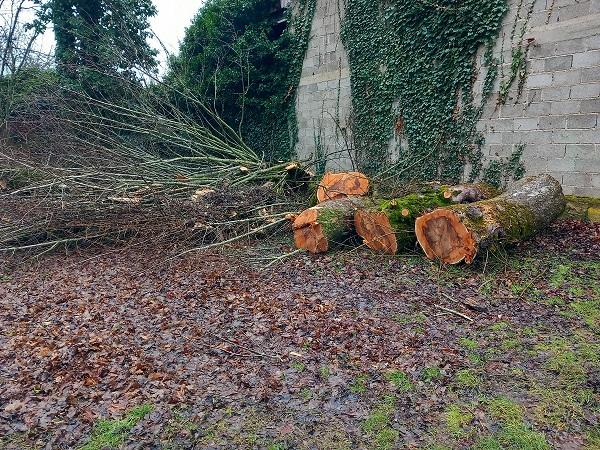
left=340, top=0, right=509, bottom=182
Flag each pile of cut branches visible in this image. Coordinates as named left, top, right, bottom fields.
left=0, top=84, right=309, bottom=256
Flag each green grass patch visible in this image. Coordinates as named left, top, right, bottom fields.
left=472, top=397, right=549, bottom=450
left=421, top=366, right=443, bottom=382
left=363, top=396, right=399, bottom=450
left=454, top=369, right=481, bottom=389
left=458, top=337, right=478, bottom=350
left=489, top=321, right=509, bottom=332
left=80, top=404, right=153, bottom=450
left=385, top=370, right=413, bottom=391
left=349, top=374, right=368, bottom=394
left=445, top=404, right=473, bottom=437
left=319, top=365, right=331, bottom=380
left=549, top=264, right=570, bottom=288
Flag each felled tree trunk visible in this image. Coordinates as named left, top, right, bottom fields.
left=294, top=183, right=497, bottom=254
left=415, top=175, right=566, bottom=264
left=354, top=184, right=499, bottom=254
left=293, top=197, right=365, bottom=253
left=316, top=172, right=369, bottom=203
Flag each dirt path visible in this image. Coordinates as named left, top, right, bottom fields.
left=1, top=220, right=599, bottom=449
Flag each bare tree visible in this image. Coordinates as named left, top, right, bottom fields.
left=0, top=0, right=52, bottom=77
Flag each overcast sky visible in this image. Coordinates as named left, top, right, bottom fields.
left=30, top=0, right=205, bottom=71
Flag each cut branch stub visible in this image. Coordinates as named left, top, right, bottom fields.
left=316, top=172, right=369, bottom=203
left=354, top=183, right=498, bottom=255
left=293, top=197, right=364, bottom=253
left=415, top=175, right=566, bottom=264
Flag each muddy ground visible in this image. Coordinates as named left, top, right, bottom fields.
left=1, top=220, right=599, bottom=449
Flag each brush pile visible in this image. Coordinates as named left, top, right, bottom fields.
left=0, top=87, right=309, bottom=256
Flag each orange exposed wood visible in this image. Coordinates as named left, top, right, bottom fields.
left=415, top=209, right=477, bottom=264
left=354, top=209, right=398, bottom=255
left=292, top=208, right=328, bottom=253
left=316, top=172, right=369, bottom=203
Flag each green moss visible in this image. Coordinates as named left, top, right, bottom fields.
left=350, top=374, right=369, bottom=394
left=421, top=366, right=443, bottom=382
left=445, top=404, right=473, bottom=437
left=459, top=337, right=479, bottom=351
left=80, top=404, right=153, bottom=450
left=454, top=369, right=481, bottom=389
left=489, top=321, right=509, bottom=332
left=363, top=396, right=399, bottom=450
left=385, top=370, right=413, bottom=392
left=487, top=397, right=524, bottom=426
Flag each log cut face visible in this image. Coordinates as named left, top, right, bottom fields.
left=293, top=197, right=364, bottom=253
left=415, top=175, right=566, bottom=264
left=316, top=172, right=369, bottom=203
left=354, top=184, right=498, bottom=255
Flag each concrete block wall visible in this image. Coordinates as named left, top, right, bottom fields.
left=477, top=0, right=600, bottom=196
left=295, top=0, right=353, bottom=170
left=294, top=0, right=600, bottom=195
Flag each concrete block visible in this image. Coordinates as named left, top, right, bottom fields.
left=557, top=2, right=591, bottom=21
left=487, top=144, right=515, bottom=157
left=485, top=132, right=503, bottom=144
left=570, top=82, right=600, bottom=99
left=555, top=38, right=585, bottom=55
left=585, top=34, right=600, bottom=50
left=562, top=172, right=590, bottom=186
left=527, top=73, right=553, bottom=88
left=524, top=101, right=552, bottom=116
left=541, top=86, right=571, bottom=101
left=514, top=117, right=540, bottom=130
left=525, top=143, right=566, bottom=158
left=569, top=186, right=600, bottom=196
left=524, top=157, right=549, bottom=172
left=530, top=42, right=556, bottom=58
left=499, top=104, right=526, bottom=118
left=552, top=69, right=582, bottom=85
left=572, top=50, right=600, bottom=68
left=565, top=143, right=596, bottom=157
left=581, top=98, right=600, bottom=113
left=488, top=119, right=514, bottom=131
left=550, top=100, right=582, bottom=114
left=544, top=55, right=573, bottom=71
left=528, top=58, right=547, bottom=73
left=539, top=115, right=567, bottom=129
left=592, top=174, right=600, bottom=188
left=574, top=159, right=600, bottom=171
left=527, top=89, right=543, bottom=103
left=566, top=114, right=598, bottom=128
left=548, top=158, right=576, bottom=171
left=581, top=66, right=600, bottom=82
left=552, top=129, right=600, bottom=143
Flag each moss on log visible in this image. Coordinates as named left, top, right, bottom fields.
left=415, top=175, right=566, bottom=264
left=354, top=184, right=499, bottom=254
left=293, top=197, right=365, bottom=253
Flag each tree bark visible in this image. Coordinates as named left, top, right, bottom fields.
left=415, top=175, right=566, bottom=264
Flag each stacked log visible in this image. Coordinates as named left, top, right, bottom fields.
left=291, top=172, right=565, bottom=262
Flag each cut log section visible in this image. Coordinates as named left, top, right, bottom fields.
left=293, top=197, right=365, bottom=253
left=415, top=175, right=566, bottom=264
left=316, top=172, right=369, bottom=203
left=354, top=184, right=499, bottom=255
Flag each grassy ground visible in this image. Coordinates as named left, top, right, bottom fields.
left=0, top=220, right=599, bottom=449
